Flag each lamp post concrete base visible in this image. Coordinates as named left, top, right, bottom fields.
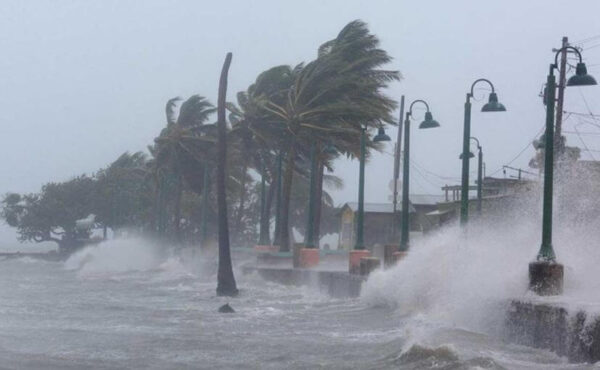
left=349, top=250, right=370, bottom=274
left=384, top=244, right=399, bottom=268
left=391, top=251, right=408, bottom=265
left=529, top=261, right=563, bottom=296
left=360, top=257, right=380, bottom=276
left=298, top=248, right=319, bottom=268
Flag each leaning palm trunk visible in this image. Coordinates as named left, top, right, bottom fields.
left=234, top=156, right=248, bottom=244
left=259, top=175, right=275, bottom=245
left=216, top=52, right=238, bottom=297
left=279, top=142, right=296, bottom=252
left=156, top=176, right=167, bottom=238
left=272, top=151, right=283, bottom=247
left=173, top=174, right=183, bottom=244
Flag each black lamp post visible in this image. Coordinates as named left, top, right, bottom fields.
left=530, top=46, right=597, bottom=296
left=460, top=79, right=506, bottom=226
left=399, top=100, right=440, bottom=251
left=354, top=125, right=391, bottom=250
left=459, top=137, right=483, bottom=214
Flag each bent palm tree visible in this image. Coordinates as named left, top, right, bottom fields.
left=152, top=95, right=217, bottom=242
left=262, top=20, right=400, bottom=251
left=216, top=52, right=238, bottom=297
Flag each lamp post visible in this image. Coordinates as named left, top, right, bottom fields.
left=474, top=138, right=483, bottom=214
left=460, top=79, right=506, bottom=226
left=354, top=126, right=391, bottom=250
left=349, top=125, right=390, bottom=273
left=459, top=137, right=483, bottom=214
left=399, top=100, right=441, bottom=251
left=529, top=46, right=597, bottom=296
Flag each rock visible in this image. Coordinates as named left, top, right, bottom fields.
left=218, top=303, right=235, bottom=313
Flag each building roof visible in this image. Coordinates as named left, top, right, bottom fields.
left=342, top=202, right=416, bottom=214
left=409, top=194, right=446, bottom=206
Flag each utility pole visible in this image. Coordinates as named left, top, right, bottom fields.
left=554, top=36, right=568, bottom=155
left=392, top=95, right=404, bottom=241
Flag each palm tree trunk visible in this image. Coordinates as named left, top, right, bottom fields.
left=272, top=151, right=283, bottom=247
left=173, top=174, right=183, bottom=244
left=216, top=52, right=238, bottom=297
left=279, top=142, right=296, bottom=252
left=235, top=157, right=248, bottom=244
left=261, top=176, right=275, bottom=245
left=313, top=157, right=324, bottom=248
left=156, top=177, right=167, bottom=238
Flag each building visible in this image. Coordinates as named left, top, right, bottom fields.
left=337, top=195, right=446, bottom=250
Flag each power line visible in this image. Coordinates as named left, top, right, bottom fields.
left=410, top=158, right=462, bottom=181
left=563, top=130, right=600, bottom=136
left=488, top=125, right=545, bottom=176
left=572, top=35, right=600, bottom=45
left=563, top=110, right=600, bottom=118
left=584, top=43, right=600, bottom=51
left=573, top=121, right=597, bottom=161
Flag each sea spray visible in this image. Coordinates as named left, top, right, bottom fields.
left=64, top=237, right=165, bottom=275
left=362, top=168, right=600, bottom=349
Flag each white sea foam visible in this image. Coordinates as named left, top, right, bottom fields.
left=64, top=237, right=164, bottom=275
left=362, top=170, right=600, bottom=339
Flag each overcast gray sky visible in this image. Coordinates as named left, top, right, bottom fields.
left=1, top=0, right=600, bottom=244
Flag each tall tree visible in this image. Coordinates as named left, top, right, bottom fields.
left=216, top=52, right=238, bottom=297
left=152, top=95, right=216, bottom=242
left=263, top=20, right=399, bottom=251
left=1, top=176, right=97, bottom=255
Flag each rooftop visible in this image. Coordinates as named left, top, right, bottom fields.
left=342, top=202, right=416, bottom=214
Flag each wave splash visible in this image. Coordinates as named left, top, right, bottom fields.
left=64, top=238, right=166, bottom=276
left=362, top=174, right=600, bottom=362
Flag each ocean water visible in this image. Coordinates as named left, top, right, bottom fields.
left=0, top=235, right=593, bottom=370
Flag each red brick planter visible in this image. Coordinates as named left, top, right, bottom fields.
left=298, top=248, right=319, bottom=268
left=349, top=250, right=371, bottom=274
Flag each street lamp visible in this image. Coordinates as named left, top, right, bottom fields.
left=460, top=79, right=506, bottom=226
left=349, top=124, right=391, bottom=273
left=354, top=125, right=391, bottom=250
left=530, top=46, right=597, bottom=296
left=399, top=100, right=440, bottom=251
left=459, top=137, right=483, bottom=214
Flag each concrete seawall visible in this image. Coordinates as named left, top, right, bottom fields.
left=506, top=300, right=600, bottom=363
left=241, top=265, right=365, bottom=298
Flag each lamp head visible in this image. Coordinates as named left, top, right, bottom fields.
left=373, top=127, right=391, bottom=142
left=459, top=151, right=475, bottom=160
left=567, top=62, right=598, bottom=86
left=419, top=111, right=440, bottom=129
left=481, top=92, right=507, bottom=112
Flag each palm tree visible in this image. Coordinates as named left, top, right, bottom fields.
left=152, top=95, right=216, bottom=242
left=95, top=151, right=151, bottom=238
left=261, top=20, right=399, bottom=251
left=226, top=66, right=296, bottom=246
left=216, top=52, right=238, bottom=297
